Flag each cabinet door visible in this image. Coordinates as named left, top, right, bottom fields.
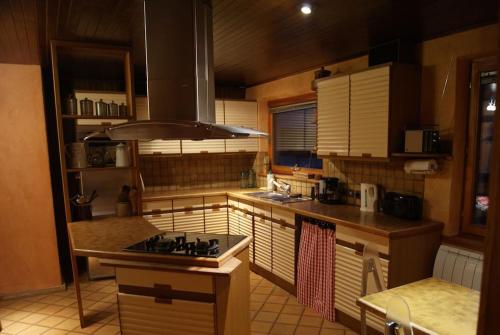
left=239, top=210, right=254, bottom=262
left=334, top=244, right=389, bottom=332
left=136, top=97, right=182, bottom=155
left=118, top=293, right=215, bottom=335
left=224, top=100, right=259, bottom=152
left=271, top=222, right=295, bottom=284
left=204, top=196, right=228, bottom=234
left=349, top=66, right=390, bottom=158
left=143, top=199, right=173, bottom=214
left=228, top=198, right=239, bottom=235
left=317, top=75, right=350, bottom=156
left=254, top=204, right=272, bottom=271
left=173, top=198, right=205, bottom=233
left=143, top=213, right=173, bottom=231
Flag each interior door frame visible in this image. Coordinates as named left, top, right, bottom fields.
left=477, top=9, right=500, bottom=334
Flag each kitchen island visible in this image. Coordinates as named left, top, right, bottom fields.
left=67, top=216, right=252, bottom=334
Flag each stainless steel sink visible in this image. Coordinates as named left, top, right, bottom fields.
left=245, top=191, right=312, bottom=204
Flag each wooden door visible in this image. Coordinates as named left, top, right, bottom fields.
left=271, top=222, right=295, bottom=284
left=254, top=204, right=272, bottom=272
left=173, top=198, right=205, bottom=233
left=317, top=75, right=350, bottom=156
left=349, top=66, right=390, bottom=158
left=224, top=100, right=259, bottom=152
left=204, top=196, right=228, bottom=234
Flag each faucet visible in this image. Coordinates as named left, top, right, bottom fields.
left=273, top=180, right=291, bottom=196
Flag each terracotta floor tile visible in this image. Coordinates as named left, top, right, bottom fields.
left=36, top=304, right=64, bottom=316
left=251, top=320, right=273, bottom=333
left=2, top=321, right=31, bottom=334
left=276, top=313, right=300, bottom=325
left=37, top=315, right=66, bottom=328
left=254, top=311, right=279, bottom=322
left=269, top=323, right=296, bottom=334
left=0, top=308, right=16, bottom=318
left=260, top=303, right=284, bottom=313
left=322, top=320, right=347, bottom=329
left=253, top=286, right=274, bottom=295
left=17, top=324, right=50, bottom=335
left=300, top=315, right=323, bottom=327
left=92, top=324, right=120, bottom=335
left=6, top=301, right=32, bottom=311
left=19, top=313, right=47, bottom=324
left=295, top=326, right=321, bottom=335
left=19, top=303, right=46, bottom=313
left=54, top=318, right=80, bottom=331
left=281, top=304, right=304, bottom=315
left=250, top=301, right=264, bottom=312
left=320, top=329, right=345, bottom=335
left=251, top=294, right=269, bottom=303
left=43, top=328, right=70, bottom=335
left=345, top=330, right=358, bottom=335
left=3, top=311, right=31, bottom=322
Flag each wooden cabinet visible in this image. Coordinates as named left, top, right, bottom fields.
left=317, top=74, right=350, bottom=156
left=316, top=64, right=420, bottom=159
left=173, top=198, right=204, bottom=233
left=271, top=222, right=295, bottom=285
left=253, top=204, right=272, bottom=272
left=143, top=213, right=174, bottom=231
left=349, top=66, right=390, bottom=158
left=204, top=196, right=228, bottom=234
left=228, top=197, right=240, bottom=235
left=334, top=243, right=389, bottom=332
left=224, top=100, right=259, bottom=152
left=238, top=200, right=254, bottom=262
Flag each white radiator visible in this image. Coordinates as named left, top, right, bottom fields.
left=433, top=244, right=483, bottom=291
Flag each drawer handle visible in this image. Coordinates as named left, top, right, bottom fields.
left=354, top=241, right=365, bottom=256
left=329, top=152, right=338, bottom=156
left=151, top=209, right=162, bottom=214
left=200, top=150, right=209, bottom=154
left=211, top=204, right=221, bottom=209
left=184, top=206, right=193, bottom=213
left=154, top=284, right=172, bottom=304
left=361, top=153, right=372, bottom=158
left=152, top=151, right=163, bottom=155
left=238, top=149, right=247, bottom=153
left=152, top=213, right=162, bottom=218
left=100, top=121, right=112, bottom=126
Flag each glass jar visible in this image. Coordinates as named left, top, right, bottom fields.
left=240, top=171, right=249, bottom=188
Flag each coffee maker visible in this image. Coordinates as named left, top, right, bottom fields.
left=318, top=177, right=346, bottom=204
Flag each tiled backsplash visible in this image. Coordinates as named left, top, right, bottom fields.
left=139, top=153, right=257, bottom=192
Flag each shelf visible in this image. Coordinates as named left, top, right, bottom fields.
left=391, top=153, right=452, bottom=159
left=62, top=115, right=133, bottom=120
left=67, top=166, right=135, bottom=173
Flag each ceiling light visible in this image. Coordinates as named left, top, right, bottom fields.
left=301, top=4, right=312, bottom=15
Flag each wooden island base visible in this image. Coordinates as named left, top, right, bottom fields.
left=101, top=248, right=250, bottom=335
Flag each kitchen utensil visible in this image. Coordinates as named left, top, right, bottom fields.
left=115, top=143, right=130, bottom=167
left=95, top=99, right=109, bottom=117
left=65, top=94, right=78, bottom=115
left=360, top=183, right=378, bottom=212
left=80, top=98, right=94, bottom=116
left=65, top=142, right=88, bottom=169
left=119, top=103, right=128, bottom=117
left=108, top=100, right=119, bottom=116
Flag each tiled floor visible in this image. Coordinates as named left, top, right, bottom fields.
left=0, top=272, right=358, bottom=335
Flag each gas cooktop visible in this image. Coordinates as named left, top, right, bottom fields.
left=123, top=232, right=246, bottom=258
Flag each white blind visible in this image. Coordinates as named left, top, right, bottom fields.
left=272, top=103, right=317, bottom=152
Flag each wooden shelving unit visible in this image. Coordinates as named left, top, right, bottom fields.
left=391, top=152, right=452, bottom=160
left=50, top=40, right=142, bottom=224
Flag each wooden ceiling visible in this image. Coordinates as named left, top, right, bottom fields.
left=0, top=0, right=497, bottom=86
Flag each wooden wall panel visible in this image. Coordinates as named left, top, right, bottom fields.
left=0, top=64, right=61, bottom=295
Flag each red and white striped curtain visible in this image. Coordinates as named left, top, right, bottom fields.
left=297, top=221, right=336, bottom=322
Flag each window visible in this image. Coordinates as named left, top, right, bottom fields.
left=462, top=57, right=497, bottom=236
left=271, top=102, right=322, bottom=170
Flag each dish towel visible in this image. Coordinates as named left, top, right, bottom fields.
left=297, top=221, right=336, bottom=322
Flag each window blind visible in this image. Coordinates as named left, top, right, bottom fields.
left=272, top=102, right=317, bottom=152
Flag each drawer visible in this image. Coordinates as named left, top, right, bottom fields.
left=173, top=197, right=204, bottom=211
left=238, top=199, right=253, bottom=213
left=253, top=203, right=272, bottom=218
left=116, top=268, right=213, bottom=294
left=173, top=210, right=205, bottom=233
left=272, top=207, right=295, bottom=226
left=204, top=209, right=228, bottom=234
left=204, top=195, right=227, bottom=208
left=228, top=197, right=239, bottom=209
left=143, top=199, right=173, bottom=213
left=118, top=293, right=215, bottom=335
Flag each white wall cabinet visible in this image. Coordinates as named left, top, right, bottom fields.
left=317, top=75, right=350, bottom=156
left=316, top=64, right=420, bottom=159
left=224, top=100, right=259, bottom=152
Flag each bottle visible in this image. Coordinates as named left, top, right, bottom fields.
left=248, top=168, right=256, bottom=188
left=266, top=171, right=275, bottom=191
left=240, top=171, right=249, bottom=188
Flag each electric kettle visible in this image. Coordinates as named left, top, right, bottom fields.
left=360, top=183, right=378, bottom=212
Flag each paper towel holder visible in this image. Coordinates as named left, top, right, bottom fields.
left=404, top=159, right=438, bottom=175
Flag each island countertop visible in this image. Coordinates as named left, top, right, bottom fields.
left=68, top=216, right=252, bottom=268
left=142, top=188, right=443, bottom=238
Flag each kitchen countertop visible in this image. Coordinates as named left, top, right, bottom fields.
left=68, top=216, right=252, bottom=268
left=358, top=277, right=480, bottom=335
left=142, top=188, right=443, bottom=238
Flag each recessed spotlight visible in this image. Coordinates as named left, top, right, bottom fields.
left=301, top=4, right=312, bottom=15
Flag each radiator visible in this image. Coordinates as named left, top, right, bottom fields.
left=433, top=244, right=483, bottom=290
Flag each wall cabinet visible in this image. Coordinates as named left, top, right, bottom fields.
left=316, top=64, right=420, bottom=158
left=224, top=100, right=259, bottom=152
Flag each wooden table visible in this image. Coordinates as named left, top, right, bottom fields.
left=357, top=278, right=480, bottom=335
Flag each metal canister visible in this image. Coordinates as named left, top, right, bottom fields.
left=65, top=94, right=78, bottom=115
left=118, top=103, right=128, bottom=117
left=95, top=99, right=109, bottom=117
left=80, top=98, right=94, bottom=116
left=108, top=100, right=119, bottom=116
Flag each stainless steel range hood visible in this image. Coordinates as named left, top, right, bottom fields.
left=91, top=0, right=266, bottom=141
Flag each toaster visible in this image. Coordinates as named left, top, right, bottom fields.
left=382, top=192, right=422, bottom=220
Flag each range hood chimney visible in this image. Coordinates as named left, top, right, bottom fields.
left=88, top=0, right=266, bottom=141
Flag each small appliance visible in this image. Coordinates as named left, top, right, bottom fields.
left=360, top=183, right=378, bottom=212
left=318, top=177, right=346, bottom=204
left=382, top=192, right=422, bottom=220
left=404, top=128, right=440, bottom=153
